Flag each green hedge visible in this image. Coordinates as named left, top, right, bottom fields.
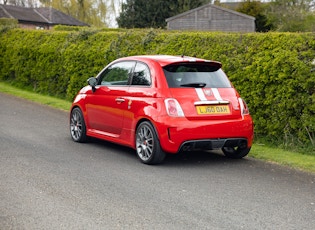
left=0, top=28, right=314, bottom=150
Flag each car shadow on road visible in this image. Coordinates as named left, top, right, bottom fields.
left=163, top=150, right=250, bottom=167
left=86, top=137, right=250, bottom=167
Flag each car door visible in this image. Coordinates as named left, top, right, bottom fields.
left=86, top=61, right=136, bottom=137
left=122, top=61, right=154, bottom=135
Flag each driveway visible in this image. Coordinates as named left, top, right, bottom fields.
left=1, top=93, right=314, bottom=229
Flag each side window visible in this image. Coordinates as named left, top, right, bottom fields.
left=99, top=61, right=135, bottom=86
left=131, top=62, right=151, bottom=86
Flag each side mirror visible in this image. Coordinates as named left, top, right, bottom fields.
left=87, top=77, right=97, bottom=92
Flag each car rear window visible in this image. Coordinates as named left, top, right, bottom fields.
left=163, top=63, right=232, bottom=88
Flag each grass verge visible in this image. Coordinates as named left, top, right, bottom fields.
left=250, top=144, right=315, bottom=173
left=0, top=82, right=71, bottom=111
left=1, top=81, right=314, bottom=173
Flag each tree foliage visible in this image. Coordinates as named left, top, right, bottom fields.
left=236, top=0, right=274, bottom=32
left=266, top=0, right=315, bottom=32
left=117, top=0, right=208, bottom=28
left=1, top=0, right=39, bottom=6
left=117, top=0, right=172, bottom=28
left=39, top=0, right=111, bottom=27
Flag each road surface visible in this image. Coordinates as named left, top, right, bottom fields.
left=1, top=93, right=314, bottom=229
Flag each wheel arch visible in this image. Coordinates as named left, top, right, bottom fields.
left=134, top=118, right=161, bottom=145
left=135, top=118, right=160, bottom=138
left=70, top=104, right=90, bottom=130
left=70, top=103, right=87, bottom=120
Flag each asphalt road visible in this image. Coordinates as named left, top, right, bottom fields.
left=1, top=92, right=315, bottom=230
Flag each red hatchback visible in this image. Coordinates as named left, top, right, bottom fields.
left=70, top=55, right=254, bottom=164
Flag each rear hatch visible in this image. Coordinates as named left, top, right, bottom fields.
left=169, top=87, right=241, bottom=120
left=163, top=62, right=242, bottom=120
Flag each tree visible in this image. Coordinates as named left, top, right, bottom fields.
left=1, top=0, right=39, bottom=6
left=117, top=0, right=168, bottom=28
left=117, top=0, right=209, bottom=28
left=266, top=0, right=315, bottom=32
left=39, top=0, right=115, bottom=27
left=176, top=0, right=210, bottom=12
left=236, top=0, right=274, bottom=32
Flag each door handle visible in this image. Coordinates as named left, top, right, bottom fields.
left=115, top=98, right=125, bottom=103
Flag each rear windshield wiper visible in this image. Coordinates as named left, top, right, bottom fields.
left=180, top=83, right=207, bottom=88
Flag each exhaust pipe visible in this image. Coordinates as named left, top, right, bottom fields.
left=238, top=140, right=247, bottom=149
left=182, top=145, right=191, bottom=151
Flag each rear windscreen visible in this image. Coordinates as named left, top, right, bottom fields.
left=163, top=63, right=232, bottom=88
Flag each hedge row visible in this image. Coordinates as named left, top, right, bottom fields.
left=0, top=28, right=315, bottom=149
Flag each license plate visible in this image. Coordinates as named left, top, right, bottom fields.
left=196, top=105, right=230, bottom=115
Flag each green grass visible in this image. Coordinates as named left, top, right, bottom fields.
left=0, top=82, right=71, bottom=111
left=250, top=144, right=315, bottom=173
left=1, top=81, right=314, bottom=173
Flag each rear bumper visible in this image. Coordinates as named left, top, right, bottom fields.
left=154, top=115, right=254, bottom=154
left=179, top=138, right=248, bottom=152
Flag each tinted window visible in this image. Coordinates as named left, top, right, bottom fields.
left=99, top=61, right=135, bottom=86
left=131, top=62, right=151, bottom=86
left=163, top=63, right=232, bottom=88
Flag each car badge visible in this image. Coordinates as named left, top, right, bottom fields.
left=204, top=89, right=212, bottom=96
left=128, top=100, right=132, bottom=109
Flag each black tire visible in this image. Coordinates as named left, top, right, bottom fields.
left=222, top=146, right=251, bottom=159
left=70, top=107, right=87, bottom=143
left=135, top=121, right=166, bottom=165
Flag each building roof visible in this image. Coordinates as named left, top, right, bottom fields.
left=0, top=4, right=88, bottom=26
left=166, top=3, right=255, bottom=23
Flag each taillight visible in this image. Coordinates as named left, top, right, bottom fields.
left=239, top=98, right=250, bottom=115
left=164, top=99, right=185, bottom=117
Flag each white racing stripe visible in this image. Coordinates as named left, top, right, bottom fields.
left=195, top=88, right=224, bottom=102
left=211, top=88, right=223, bottom=101
left=195, top=88, right=207, bottom=101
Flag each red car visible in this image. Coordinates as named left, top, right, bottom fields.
left=70, top=55, right=254, bottom=164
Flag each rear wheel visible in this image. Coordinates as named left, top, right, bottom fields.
left=136, top=121, right=166, bottom=165
left=70, top=107, right=87, bottom=143
left=222, top=146, right=251, bottom=159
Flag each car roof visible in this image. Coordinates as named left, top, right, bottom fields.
left=117, top=55, right=222, bottom=68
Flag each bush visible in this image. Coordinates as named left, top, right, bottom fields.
left=0, top=28, right=314, bottom=151
left=0, top=18, right=18, bottom=32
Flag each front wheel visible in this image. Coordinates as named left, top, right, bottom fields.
left=70, top=107, right=87, bottom=143
left=222, top=146, right=251, bottom=159
left=135, top=121, right=166, bottom=165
